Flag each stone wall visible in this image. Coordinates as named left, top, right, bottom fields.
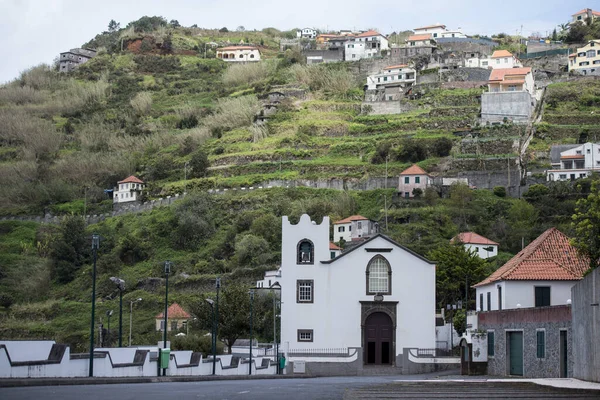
left=481, top=91, right=534, bottom=124
left=361, top=101, right=417, bottom=115
left=571, top=267, right=600, bottom=383
left=440, top=68, right=490, bottom=83
left=478, top=306, right=572, bottom=378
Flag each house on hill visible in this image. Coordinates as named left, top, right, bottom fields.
left=113, top=175, right=145, bottom=207
left=451, top=232, right=499, bottom=259
left=413, top=24, right=447, bottom=38
left=216, top=46, right=261, bottom=62
left=332, top=215, right=379, bottom=243
left=280, top=214, right=436, bottom=368
left=398, top=164, right=432, bottom=198
left=481, top=67, right=535, bottom=124
left=568, top=40, right=600, bottom=76
left=297, top=28, right=317, bottom=39
left=59, top=48, right=96, bottom=73
left=365, top=64, right=417, bottom=101
left=571, top=8, right=600, bottom=25
left=487, top=50, right=522, bottom=69
left=546, top=142, right=600, bottom=181
left=345, top=30, right=389, bottom=60
left=155, top=303, right=191, bottom=332
left=473, top=227, right=588, bottom=312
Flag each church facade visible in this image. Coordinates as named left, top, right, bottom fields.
left=280, top=214, right=436, bottom=366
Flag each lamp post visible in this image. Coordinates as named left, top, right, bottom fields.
left=106, top=310, right=113, bottom=346
left=89, top=234, right=100, bottom=377
left=205, top=298, right=215, bottom=371
left=249, top=289, right=255, bottom=376
left=129, top=298, right=142, bottom=347
left=162, top=261, right=171, bottom=377
left=213, top=277, right=221, bottom=375
left=109, top=277, right=125, bottom=347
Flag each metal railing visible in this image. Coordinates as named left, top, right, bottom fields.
left=520, top=48, right=571, bottom=59
left=416, top=348, right=455, bottom=357
left=287, top=348, right=349, bottom=357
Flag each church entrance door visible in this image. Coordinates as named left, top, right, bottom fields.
left=364, top=312, right=393, bottom=365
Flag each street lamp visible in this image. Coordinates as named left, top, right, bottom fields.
left=89, top=233, right=100, bottom=377
left=205, top=298, right=215, bottom=371
left=249, top=289, right=255, bottom=376
left=109, top=277, right=125, bottom=347
left=212, top=277, right=221, bottom=375
left=105, top=310, right=113, bottom=346
left=162, top=261, right=172, bottom=377
left=129, top=298, right=142, bottom=347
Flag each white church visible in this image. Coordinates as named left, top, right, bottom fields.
left=280, top=214, right=436, bottom=366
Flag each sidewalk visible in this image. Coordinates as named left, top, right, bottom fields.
left=399, top=376, right=600, bottom=391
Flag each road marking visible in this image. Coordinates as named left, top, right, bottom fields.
left=237, top=391, right=249, bottom=394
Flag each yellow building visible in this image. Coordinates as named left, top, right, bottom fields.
left=568, top=40, right=600, bottom=75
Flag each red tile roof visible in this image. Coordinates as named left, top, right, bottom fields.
left=414, top=24, right=446, bottom=30
left=400, top=164, right=429, bottom=175
left=473, top=228, right=589, bottom=287
left=385, top=64, right=408, bottom=70
left=356, top=30, right=385, bottom=38
left=561, top=155, right=585, bottom=159
left=156, top=303, right=191, bottom=319
left=488, top=67, right=532, bottom=82
left=572, top=9, right=600, bottom=17
left=491, top=50, right=514, bottom=58
left=217, top=46, right=259, bottom=51
left=118, top=175, right=144, bottom=184
left=334, top=215, right=369, bottom=224
left=329, top=242, right=341, bottom=250
left=452, top=232, right=499, bottom=246
left=407, top=34, right=433, bottom=42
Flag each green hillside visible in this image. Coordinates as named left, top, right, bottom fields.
left=0, top=16, right=599, bottom=351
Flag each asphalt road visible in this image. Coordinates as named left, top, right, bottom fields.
left=2, top=376, right=599, bottom=400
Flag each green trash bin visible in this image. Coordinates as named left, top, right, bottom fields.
left=279, top=355, right=286, bottom=372
left=160, top=348, right=170, bottom=369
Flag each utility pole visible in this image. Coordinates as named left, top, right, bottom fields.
left=162, top=261, right=171, bottom=377
left=249, top=290, right=255, bottom=375
left=88, top=234, right=100, bottom=377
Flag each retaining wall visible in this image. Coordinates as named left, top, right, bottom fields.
left=572, top=267, right=600, bottom=383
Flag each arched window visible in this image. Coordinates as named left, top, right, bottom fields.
left=297, top=239, right=314, bottom=264
left=366, top=256, right=391, bottom=295
left=250, top=54, right=255, bottom=58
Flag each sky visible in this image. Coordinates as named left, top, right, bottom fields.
left=0, top=0, right=590, bottom=84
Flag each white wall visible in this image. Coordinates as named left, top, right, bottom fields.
left=476, top=280, right=575, bottom=311
left=464, top=243, right=498, bottom=259
left=333, top=222, right=351, bottom=242
left=0, top=341, right=55, bottom=362
left=281, top=217, right=436, bottom=357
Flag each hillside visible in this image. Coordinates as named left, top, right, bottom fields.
left=0, top=16, right=599, bottom=351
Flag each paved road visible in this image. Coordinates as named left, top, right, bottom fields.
left=2, top=376, right=599, bottom=400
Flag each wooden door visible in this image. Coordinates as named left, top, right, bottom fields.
left=508, top=332, right=523, bottom=376
left=364, top=312, right=393, bottom=365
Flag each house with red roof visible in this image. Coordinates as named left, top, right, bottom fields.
left=155, top=303, right=191, bottom=332
left=568, top=40, right=600, bottom=76
left=481, top=65, right=536, bottom=124
left=488, top=67, right=534, bottom=95
left=571, top=8, right=600, bottom=25
left=344, top=30, right=389, bottom=61
left=487, top=50, right=522, bottom=69
left=216, top=46, right=260, bottom=62
left=113, top=175, right=145, bottom=206
left=473, top=228, right=588, bottom=312
left=452, top=232, right=499, bottom=259
left=398, top=164, right=432, bottom=198
left=332, top=215, right=379, bottom=243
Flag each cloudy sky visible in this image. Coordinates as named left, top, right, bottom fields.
left=0, top=0, right=587, bottom=83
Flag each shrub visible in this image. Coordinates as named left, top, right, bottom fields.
left=222, top=61, right=277, bottom=87
left=189, top=149, right=209, bottom=178
left=130, top=91, right=153, bottom=115
left=0, top=85, right=46, bottom=105
left=431, top=137, right=453, bottom=157
left=493, top=186, right=507, bottom=197
left=203, top=95, right=261, bottom=132
left=395, top=139, right=427, bottom=163
left=289, top=64, right=358, bottom=98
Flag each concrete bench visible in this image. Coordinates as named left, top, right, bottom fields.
left=255, top=358, right=271, bottom=370
left=221, top=356, right=240, bottom=370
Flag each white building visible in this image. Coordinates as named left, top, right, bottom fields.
left=451, top=232, right=499, bottom=259
left=332, top=215, right=378, bottom=243
left=345, top=30, right=389, bottom=60
left=113, top=175, right=145, bottom=205
left=216, top=46, right=261, bottom=62
left=398, top=164, right=432, bottom=198
left=297, top=28, right=317, bottom=39
left=439, top=30, right=467, bottom=39
left=568, top=40, right=600, bottom=76
left=366, top=64, right=416, bottom=90
left=486, top=50, right=522, bottom=69
left=256, top=269, right=282, bottom=289
left=473, top=228, right=588, bottom=312
left=488, top=67, right=534, bottom=95
left=571, top=8, right=600, bottom=25
left=280, top=214, right=436, bottom=366
left=547, top=142, right=600, bottom=181
left=406, top=34, right=436, bottom=47
left=413, top=24, right=447, bottom=38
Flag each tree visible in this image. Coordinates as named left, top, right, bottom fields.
left=234, top=233, right=271, bottom=266
left=189, top=149, right=209, bottom=178
left=108, top=20, right=120, bottom=33
left=219, top=27, right=229, bottom=33
left=51, top=216, right=88, bottom=283
left=449, top=182, right=473, bottom=228
left=172, top=193, right=216, bottom=250
left=427, top=243, right=487, bottom=310
left=219, top=283, right=251, bottom=353
left=571, top=181, right=600, bottom=270
left=236, top=26, right=245, bottom=32
left=551, top=28, right=558, bottom=41
left=423, top=186, right=439, bottom=206
left=169, top=20, right=181, bottom=28
left=453, top=309, right=466, bottom=337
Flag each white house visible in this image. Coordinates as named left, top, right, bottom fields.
left=332, top=215, right=379, bottom=243
left=329, top=242, right=342, bottom=259
left=547, top=142, right=600, bottom=181
left=113, top=175, right=145, bottom=205
left=473, top=228, right=588, bottom=312
left=280, top=214, right=436, bottom=366
left=568, top=40, right=600, bottom=76
left=413, top=24, right=447, bottom=38
left=451, top=232, right=499, bottom=259
left=571, top=8, right=600, bottom=25
left=487, top=50, right=522, bottom=69
left=297, top=28, right=317, bottom=39
left=216, top=46, right=261, bottom=62
left=406, top=34, right=436, bottom=47
left=256, top=269, right=282, bottom=289
left=398, top=164, right=432, bottom=198
left=345, top=30, right=389, bottom=60
left=439, top=30, right=467, bottom=39
left=365, top=64, right=417, bottom=101
left=487, top=67, right=534, bottom=95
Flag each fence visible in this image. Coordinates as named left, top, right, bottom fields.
left=287, top=348, right=350, bottom=357
left=415, top=348, right=455, bottom=358
left=520, top=48, right=570, bottom=59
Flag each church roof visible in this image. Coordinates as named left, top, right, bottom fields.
left=321, top=233, right=435, bottom=265
left=473, top=228, right=588, bottom=287
left=333, top=215, right=369, bottom=224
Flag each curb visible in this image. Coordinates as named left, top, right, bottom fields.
left=0, top=374, right=314, bottom=388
